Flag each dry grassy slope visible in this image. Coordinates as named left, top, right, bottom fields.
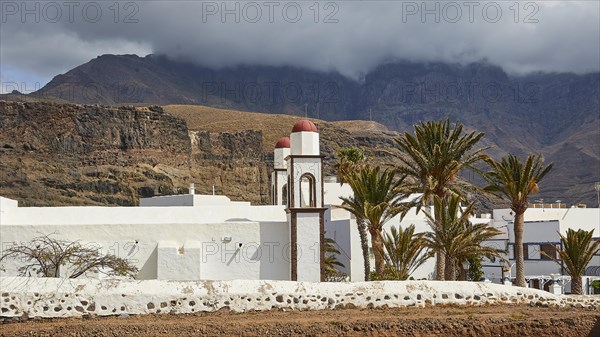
left=165, top=104, right=404, bottom=205
left=165, top=104, right=396, bottom=151
left=165, top=104, right=404, bottom=173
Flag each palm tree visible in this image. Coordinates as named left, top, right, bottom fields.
left=340, top=166, right=408, bottom=276
left=423, top=195, right=504, bottom=281
left=383, top=224, right=430, bottom=280
left=543, top=229, right=600, bottom=295
left=395, top=120, right=489, bottom=280
left=335, top=147, right=371, bottom=280
left=334, top=147, right=367, bottom=184
left=323, top=237, right=346, bottom=279
left=485, top=154, right=553, bottom=287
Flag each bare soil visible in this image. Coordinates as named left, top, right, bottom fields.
left=2, top=305, right=599, bottom=337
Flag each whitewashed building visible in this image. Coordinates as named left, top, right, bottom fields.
left=481, top=206, right=600, bottom=294
left=1, top=119, right=598, bottom=291
left=1, top=119, right=422, bottom=282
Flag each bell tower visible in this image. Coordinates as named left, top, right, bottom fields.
left=286, top=119, right=325, bottom=282
left=271, top=137, right=290, bottom=206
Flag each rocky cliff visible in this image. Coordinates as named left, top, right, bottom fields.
left=0, top=101, right=401, bottom=206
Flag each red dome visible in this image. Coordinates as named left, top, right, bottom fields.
left=292, top=119, right=318, bottom=133
left=275, top=136, right=291, bottom=149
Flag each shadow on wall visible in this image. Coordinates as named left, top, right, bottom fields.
left=138, top=245, right=158, bottom=280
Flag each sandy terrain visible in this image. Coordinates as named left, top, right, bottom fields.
left=1, top=305, right=599, bottom=337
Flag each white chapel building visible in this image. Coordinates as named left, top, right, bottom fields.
left=1, top=119, right=597, bottom=291
left=1, top=120, right=408, bottom=282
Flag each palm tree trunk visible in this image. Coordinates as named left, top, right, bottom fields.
left=433, top=207, right=445, bottom=280
left=571, top=276, right=583, bottom=295
left=371, top=228, right=386, bottom=276
left=357, top=218, right=371, bottom=281
left=435, top=253, right=446, bottom=281
left=459, top=265, right=467, bottom=281
left=514, top=211, right=527, bottom=287
left=444, top=254, right=456, bottom=281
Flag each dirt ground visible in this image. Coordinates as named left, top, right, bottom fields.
left=1, top=305, right=599, bottom=337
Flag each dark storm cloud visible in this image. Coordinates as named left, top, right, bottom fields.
left=1, top=0, right=599, bottom=90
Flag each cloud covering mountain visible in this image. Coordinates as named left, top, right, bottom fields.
left=1, top=1, right=599, bottom=92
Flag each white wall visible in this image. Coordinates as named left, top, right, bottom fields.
left=140, top=194, right=251, bottom=207
left=293, top=212, right=321, bottom=282
left=272, top=170, right=289, bottom=206
left=290, top=132, right=319, bottom=156
left=323, top=202, right=436, bottom=281
left=273, top=147, right=290, bottom=169
left=381, top=207, right=436, bottom=280
left=323, top=182, right=353, bottom=206
left=0, top=196, right=295, bottom=281
left=508, top=220, right=560, bottom=243
left=0, top=196, right=18, bottom=210
left=1, top=221, right=292, bottom=281
left=1, top=203, right=285, bottom=226
left=3, top=193, right=597, bottom=285
left=324, top=208, right=355, bottom=278
left=157, top=241, right=202, bottom=280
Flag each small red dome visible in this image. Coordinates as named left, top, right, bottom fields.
left=275, top=137, right=291, bottom=149
left=292, top=119, right=318, bottom=133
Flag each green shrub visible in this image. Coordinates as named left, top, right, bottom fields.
left=369, top=265, right=405, bottom=281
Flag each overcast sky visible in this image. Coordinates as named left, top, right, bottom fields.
left=1, top=1, right=599, bottom=93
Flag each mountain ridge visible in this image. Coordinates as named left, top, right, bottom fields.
left=5, top=54, right=600, bottom=205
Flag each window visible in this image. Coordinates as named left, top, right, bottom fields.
left=299, top=173, right=316, bottom=207
left=528, top=244, right=540, bottom=260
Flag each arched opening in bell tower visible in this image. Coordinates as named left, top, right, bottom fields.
left=299, top=173, right=316, bottom=207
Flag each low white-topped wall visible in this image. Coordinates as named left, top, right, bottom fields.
left=1, top=277, right=598, bottom=319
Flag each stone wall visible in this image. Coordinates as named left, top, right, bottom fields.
left=1, top=277, right=598, bottom=320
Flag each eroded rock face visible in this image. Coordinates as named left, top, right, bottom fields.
left=0, top=101, right=189, bottom=157
left=0, top=100, right=276, bottom=205
left=0, top=101, right=194, bottom=205
left=189, top=129, right=271, bottom=204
